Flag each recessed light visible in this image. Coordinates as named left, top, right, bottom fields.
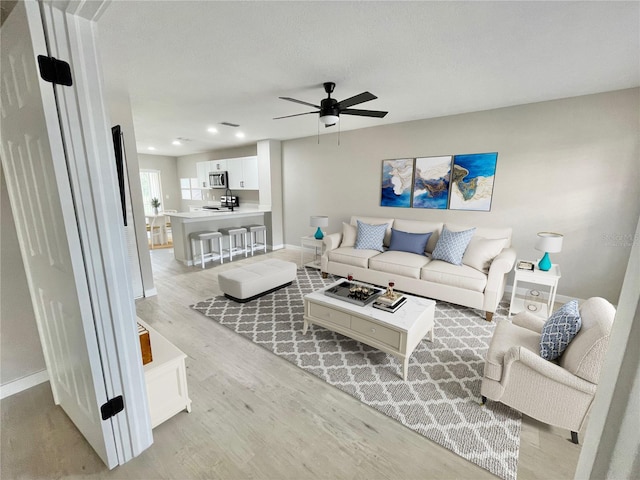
left=148, top=146, right=156, bottom=151
left=172, top=140, right=181, bottom=146
left=207, top=127, right=218, bottom=134
left=235, top=132, right=245, bottom=139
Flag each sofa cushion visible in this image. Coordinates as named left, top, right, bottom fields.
left=421, top=260, right=487, bottom=292
left=431, top=226, right=476, bottom=265
left=341, top=222, right=357, bottom=247
left=540, top=300, right=582, bottom=361
left=350, top=216, right=394, bottom=246
left=392, top=219, right=443, bottom=253
left=369, top=251, right=431, bottom=279
left=328, top=247, right=380, bottom=269
left=388, top=229, right=432, bottom=255
left=462, top=236, right=508, bottom=273
left=355, top=221, right=387, bottom=251
left=484, top=319, right=541, bottom=381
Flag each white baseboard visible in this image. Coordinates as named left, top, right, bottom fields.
left=1, top=370, right=49, bottom=399
left=270, top=243, right=285, bottom=251
left=145, top=288, right=158, bottom=297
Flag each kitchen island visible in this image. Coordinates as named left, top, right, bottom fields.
left=166, top=208, right=269, bottom=265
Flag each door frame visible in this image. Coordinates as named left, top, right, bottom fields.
left=4, top=0, right=153, bottom=467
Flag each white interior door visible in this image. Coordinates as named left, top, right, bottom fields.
left=1, top=0, right=151, bottom=468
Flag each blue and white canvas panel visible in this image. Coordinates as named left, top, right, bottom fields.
left=380, top=159, right=414, bottom=207
left=449, top=152, right=498, bottom=211
left=412, top=155, right=452, bottom=209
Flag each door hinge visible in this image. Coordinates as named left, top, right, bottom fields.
left=37, top=55, right=73, bottom=86
left=100, top=395, right=124, bottom=420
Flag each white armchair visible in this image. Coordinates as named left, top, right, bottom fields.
left=481, top=297, right=615, bottom=443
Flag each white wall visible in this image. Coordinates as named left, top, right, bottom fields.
left=281, top=88, right=639, bottom=303
left=0, top=168, right=46, bottom=385
left=138, top=153, right=181, bottom=211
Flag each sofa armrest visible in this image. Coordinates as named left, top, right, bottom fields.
left=483, top=247, right=517, bottom=313
left=323, top=232, right=342, bottom=253
left=488, top=247, right=517, bottom=277
left=503, top=346, right=596, bottom=395
left=513, top=311, right=546, bottom=334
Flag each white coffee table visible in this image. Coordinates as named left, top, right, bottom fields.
left=303, top=280, right=436, bottom=380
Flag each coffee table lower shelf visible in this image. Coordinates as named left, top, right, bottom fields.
left=303, top=283, right=436, bottom=380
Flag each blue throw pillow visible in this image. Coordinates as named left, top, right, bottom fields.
left=540, top=300, right=582, bottom=360
left=354, top=221, right=387, bottom=251
left=388, top=229, right=432, bottom=255
left=431, top=226, right=476, bottom=265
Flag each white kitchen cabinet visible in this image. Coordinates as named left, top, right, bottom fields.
left=226, top=158, right=244, bottom=190
left=195, top=161, right=209, bottom=189
left=210, top=159, right=227, bottom=172
left=227, top=156, right=258, bottom=190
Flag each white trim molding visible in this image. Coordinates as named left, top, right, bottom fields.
left=0, top=370, right=49, bottom=400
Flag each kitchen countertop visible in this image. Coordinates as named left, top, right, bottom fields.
left=166, top=207, right=270, bottom=221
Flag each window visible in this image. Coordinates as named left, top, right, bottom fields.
left=139, top=170, right=163, bottom=214
left=180, top=178, right=202, bottom=200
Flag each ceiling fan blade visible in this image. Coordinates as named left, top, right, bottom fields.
left=340, top=108, right=388, bottom=118
left=273, top=111, right=317, bottom=120
left=279, top=97, right=320, bottom=109
left=324, top=123, right=336, bottom=128
left=336, top=91, right=377, bottom=109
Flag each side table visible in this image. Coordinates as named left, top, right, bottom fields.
left=300, top=235, right=324, bottom=270
left=509, top=260, right=561, bottom=318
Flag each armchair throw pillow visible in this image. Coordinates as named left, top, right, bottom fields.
left=540, top=300, right=582, bottom=361
left=431, top=226, right=476, bottom=265
left=388, top=229, right=432, bottom=256
left=354, top=221, right=387, bottom=252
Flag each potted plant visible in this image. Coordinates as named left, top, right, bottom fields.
left=151, top=197, right=161, bottom=215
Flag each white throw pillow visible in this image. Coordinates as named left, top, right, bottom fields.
left=341, top=222, right=357, bottom=247
left=462, top=237, right=508, bottom=273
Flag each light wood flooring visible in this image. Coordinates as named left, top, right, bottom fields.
left=1, top=247, right=582, bottom=479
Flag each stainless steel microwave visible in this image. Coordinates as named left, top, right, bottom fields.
left=209, top=171, right=228, bottom=189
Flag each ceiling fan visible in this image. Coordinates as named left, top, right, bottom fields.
left=274, top=82, right=388, bottom=127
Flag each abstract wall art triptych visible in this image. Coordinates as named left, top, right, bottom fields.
left=380, top=152, right=498, bottom=212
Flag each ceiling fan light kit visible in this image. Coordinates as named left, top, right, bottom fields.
left=275, top=81, right=388, bottom=128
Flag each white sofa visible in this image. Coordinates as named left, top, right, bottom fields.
left=321, top=216, right=516, bottom=320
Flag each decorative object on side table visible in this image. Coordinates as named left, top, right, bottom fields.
left=535, top=231, right=563, bottom=271
left=517, top=260, right=534, bottom=271
left=310, top=215, right=328, bottom=239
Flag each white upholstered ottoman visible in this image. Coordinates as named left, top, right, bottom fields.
left=218, top=259, right=297, bottom=303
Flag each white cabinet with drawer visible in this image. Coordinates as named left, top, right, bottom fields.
left=137, top=318, right=191, bottom=428
left=302, top=283, right=436, bottom=380
left=227, top=156, right=258, bottom=190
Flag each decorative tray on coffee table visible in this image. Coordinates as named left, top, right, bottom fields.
left=324, top=281, right=384, bottom=307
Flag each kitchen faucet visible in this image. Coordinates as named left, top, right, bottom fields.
left=224, top=188, right=234, bottom=212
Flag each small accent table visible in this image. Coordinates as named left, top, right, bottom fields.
left=300, top=235, right=324, bottom=270
left=509, top=260, right=561, bottom=318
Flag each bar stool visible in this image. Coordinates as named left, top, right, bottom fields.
left=218, top=227, right=247, bottom=261
left=189, top=231, right=223, bottom=268
left=242, top=224, right=267, bottom=256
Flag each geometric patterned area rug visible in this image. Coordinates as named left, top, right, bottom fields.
left=192, top=268, right=521, bottom=480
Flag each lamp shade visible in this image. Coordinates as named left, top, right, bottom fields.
left=535, top=232, right=563, bottom=253
left=310, top=216, right=329, bottom=228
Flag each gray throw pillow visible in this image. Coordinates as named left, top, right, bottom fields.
left=540, top=300, right=582, bottom=361
left=388, top=229, right=432, bottom=255
left=354, top=221, right=387, bottom=252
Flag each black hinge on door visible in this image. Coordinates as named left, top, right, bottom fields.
left=100, top=395, right=124, bottom=420
left=37, top=55, right=73, bottom=86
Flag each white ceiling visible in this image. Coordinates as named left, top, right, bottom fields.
left=97, top=1, right=639, bottom=157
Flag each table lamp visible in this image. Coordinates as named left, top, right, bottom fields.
left=310, top=216, right=329, bottom=240
left=535, top=232, right=563, bottom=271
